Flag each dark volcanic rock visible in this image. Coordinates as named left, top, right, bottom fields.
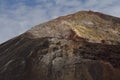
left=0, top=11, right=120, bottom=80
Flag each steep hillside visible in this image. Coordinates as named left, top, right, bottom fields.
left=0, top=11, right=120, bottom=80
left=27, top=11, right=120, bottom=44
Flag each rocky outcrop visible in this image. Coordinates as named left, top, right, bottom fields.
left=0, top=11, right=120, bottom=80
left=27, top=11, right=120, bottom=45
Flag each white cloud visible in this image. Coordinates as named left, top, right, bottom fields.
left=55, top=0, right=82, bottom=7
left=0, top=0, right=120, bottom=43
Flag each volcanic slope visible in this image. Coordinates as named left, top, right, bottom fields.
left=0, top=11, right=120, bottom=80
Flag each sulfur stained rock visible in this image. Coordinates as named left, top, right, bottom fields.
left=0, top=11, right=120, bottom=80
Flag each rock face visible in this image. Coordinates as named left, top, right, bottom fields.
left=0, top=11, right=120, bottom=80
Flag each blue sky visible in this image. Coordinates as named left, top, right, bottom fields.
left=0, top=0, right=120, bottom=43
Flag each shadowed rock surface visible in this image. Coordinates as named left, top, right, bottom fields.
left=0, top=11, right=120, bottom=80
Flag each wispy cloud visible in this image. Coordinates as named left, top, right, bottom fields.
left=0, top=0, right=120, bottom=43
